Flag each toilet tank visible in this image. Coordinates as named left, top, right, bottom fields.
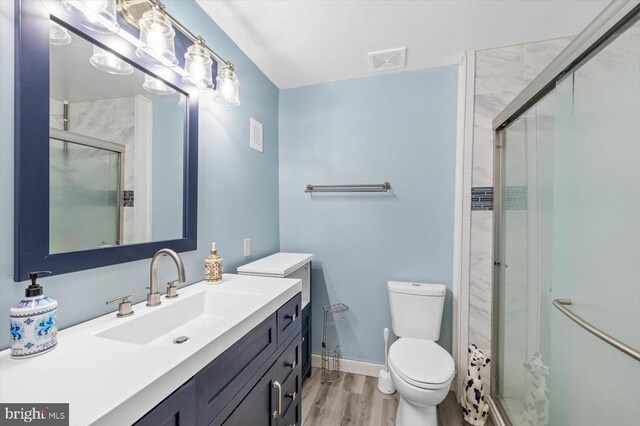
left=387, top=281, right=446, bottom=340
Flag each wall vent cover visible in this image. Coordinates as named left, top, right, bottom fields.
left=250, top=117, right=263, bottom=152
left=368, top=47, right=407, bottom=72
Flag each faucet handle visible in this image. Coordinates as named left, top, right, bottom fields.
left=106, top=295, right=134, bottom=318
left=165, top=279, right=180, bottom=299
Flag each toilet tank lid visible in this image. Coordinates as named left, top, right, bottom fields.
left=387, top=281, right=445, bottom=296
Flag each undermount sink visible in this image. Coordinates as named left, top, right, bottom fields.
left=96, top=288, right=264, bottom=346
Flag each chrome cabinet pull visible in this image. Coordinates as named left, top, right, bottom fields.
left=286, top=391, right=297, bottom=401
left=285, top=313, right=297, bottom=322
left=553, top=299, right=640, bottom=362
left=286, top=360, right=297, bottom=370
left=272, top=380, right=282, bottom=419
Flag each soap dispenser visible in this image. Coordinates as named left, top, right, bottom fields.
left=204, top=242, right=224, bottom=284
left=10, top=271, right=58, bottom=358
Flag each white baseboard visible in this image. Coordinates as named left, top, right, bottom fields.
left=311, top=354, right=384, bottom=378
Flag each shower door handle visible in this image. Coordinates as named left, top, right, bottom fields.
left=552, top=299, right=640, bottom=362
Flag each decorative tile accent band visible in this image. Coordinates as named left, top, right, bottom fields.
left=471, top=187, right=493, bottom=211
left=123, top=190, right=134, bottom=208
left=505, top=185, right=527, bottom=210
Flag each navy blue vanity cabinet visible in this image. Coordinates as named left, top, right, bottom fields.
left=222, top=333, right=302, bottom=426
left=134, top=379, right=196, bottom=426
left=135, top=294, right=302, bottom=426
left=237, top=254, right=314, bottom=384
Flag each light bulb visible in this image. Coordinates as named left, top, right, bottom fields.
left=214, top=64, right=240, bottom=106
left=182, top=38, right=213, bottom=89
left=146, top=29, right=166, bottom=52
left=135, top=6, right=178, bottom=67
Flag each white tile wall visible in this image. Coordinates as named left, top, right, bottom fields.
left=456, top=37, right=572, bottom=399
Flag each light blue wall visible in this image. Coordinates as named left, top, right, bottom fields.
left=152, top=96, right=185, bottom=241
left=279, top=67, right=458, bottom=364
left=0, top=0, right=280, bottom=349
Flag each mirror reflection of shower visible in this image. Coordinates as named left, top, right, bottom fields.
left=50, top=100, right=124, bottom=253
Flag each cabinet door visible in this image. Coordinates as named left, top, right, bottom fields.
left=301, top=304, right=312, bottom=380
left=134, top=379, right=196, bottom=426
left=301, top=326, right=311, bottom=379
left=280, top=400, right=301, bottom=426
left=222, top=365, right=276, bottom=426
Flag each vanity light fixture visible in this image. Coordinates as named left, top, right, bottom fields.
left=117, top=0, right=241, bottom=105
left=60, top=0, right=120, bottom=34
left=214, top=64, right=241, bottom=106
left=90, top=46, right=134, bottom=75
left=143, top=74, right=176, bottom=95
left=182, top=37, right=214, bottom=90
left=50, top=21, right=71, bottom=45
left=135, top=3, right=178, bottom=67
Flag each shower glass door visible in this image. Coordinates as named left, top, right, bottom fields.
left=495, top=14, right=640, bottom=426
left=50, top=136, right=122, bottom=253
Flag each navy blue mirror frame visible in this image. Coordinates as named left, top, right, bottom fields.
left=14, top=0, right=202, bottom=281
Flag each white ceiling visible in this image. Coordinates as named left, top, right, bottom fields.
left=197, top=0, right=609, bottom=89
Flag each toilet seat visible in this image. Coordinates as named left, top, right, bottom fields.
left=389, top=338, right=455, bottom=390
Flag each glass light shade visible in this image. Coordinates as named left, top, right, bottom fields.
left=50, top=21, right=71, bottom=46
left=60, top=0, right=119, bottom=34
left=135, top=7, right=178, bottom=67
left=90, top=46, right=134, bottom=75
left=182, top=41, right=214, bottom=89
left=143, top=75, right=176, bottom=96
left=214, top=65, right=240, bottom=106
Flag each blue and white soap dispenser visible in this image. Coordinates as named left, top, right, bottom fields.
left=10, top=271, right=58, bottom=358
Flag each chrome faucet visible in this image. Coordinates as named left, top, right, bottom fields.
left=147, top=248, right=186, bottom=307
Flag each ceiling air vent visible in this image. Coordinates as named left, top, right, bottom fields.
left=368, top=47, right=407, bottom=72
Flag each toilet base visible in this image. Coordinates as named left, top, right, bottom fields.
left=396, top=396, right=437, bottom=426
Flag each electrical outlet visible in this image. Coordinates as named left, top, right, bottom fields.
left=243, top=238, right=251, bottom=257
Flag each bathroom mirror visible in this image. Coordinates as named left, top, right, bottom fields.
left=14, top=1, right=200, bottom=281
left=49, top=30, right=186, bottom=253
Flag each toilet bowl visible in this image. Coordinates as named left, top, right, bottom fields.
left=386, top=281, right=454, bottom=426
left=388, top=338, right=455, bottom=426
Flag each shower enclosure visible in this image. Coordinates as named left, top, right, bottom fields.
left=491, top=2, right=640, bottom=425
left=49, top=129, right=124, bottom=253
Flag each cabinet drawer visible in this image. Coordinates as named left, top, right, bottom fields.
left=277, top=294, right=301, bottom=346
left=275, top=335, right=301, bottom=385
left=135, top=379, right=196, bottom=426
left=196, top=314, right=277, bottom=425
left=280, top=399, right=301, bottom=426
left=279, top=369, right=300, bottom=419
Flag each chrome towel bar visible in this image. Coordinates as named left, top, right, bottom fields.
left=305, top=182, right=391, bottom=193
left=552, top=299, right=640, bottom=362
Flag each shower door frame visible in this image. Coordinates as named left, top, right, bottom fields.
left=488, top=2, right=640, bottom=425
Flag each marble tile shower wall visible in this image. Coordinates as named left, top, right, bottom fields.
left=459, top=38, right=572, bottom=396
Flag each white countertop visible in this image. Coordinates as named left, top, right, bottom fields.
left=237, top=252, right=314, bottom=277
left=0, top=274, right=301, bottom=426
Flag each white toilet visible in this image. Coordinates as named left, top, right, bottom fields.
left=387, top=281, right=455, bottom=426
